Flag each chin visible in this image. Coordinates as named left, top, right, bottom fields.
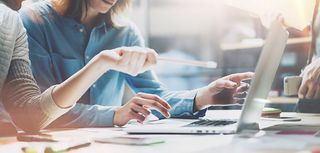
left=15, top=0, right=24, bottom=10
left=99, top=7, right=112, bottom=14
left=12, top=4, right=22, bottom=10
left=16, top=4, right=22, bottom=10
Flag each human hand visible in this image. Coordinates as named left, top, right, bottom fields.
left=113, top=93, right=171, bottom=127
left=195, top=72, right=254, bottom=111
left=98, top=46, right=158, bottom=76
left=299, top=58, right=320, bottom=99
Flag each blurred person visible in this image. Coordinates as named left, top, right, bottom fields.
left=0, top=0, right=169, bottom=134
left=297, top=0, right=320, bottom=100
left=20, top=0, right=253, bottom=128
left=260, top=2, right=320, bottom=100
left=259, top=2, right=320, bottom=100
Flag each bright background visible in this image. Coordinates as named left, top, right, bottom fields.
left=24, top=0, right=312, bottom=110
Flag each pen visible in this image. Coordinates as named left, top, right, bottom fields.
left=158, top=57, right=217, bottom=69
left=65, top=142, right=91, bottom=151
left=44, top=142, right=91, bottom=153
left=17, top=135, right=57, bottom=142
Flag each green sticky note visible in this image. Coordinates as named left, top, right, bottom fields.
left=23, top=147, right=38, bottom=153
left=263, top=107, right=281, bottom=113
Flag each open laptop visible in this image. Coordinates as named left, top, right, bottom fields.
left=124, top=21, right=289, bottom=134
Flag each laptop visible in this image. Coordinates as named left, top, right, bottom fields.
left=124, top=21, right=289, bottom=134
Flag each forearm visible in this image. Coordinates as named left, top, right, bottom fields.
left=52, top=55, right=109, bottom=108
left=47, top=103, right=119, bottom=128
left=2, top=59, right=72, bottom=133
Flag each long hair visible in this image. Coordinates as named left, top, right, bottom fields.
left=52, top=0, right=130, bottom=27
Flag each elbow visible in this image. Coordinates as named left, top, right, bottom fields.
left=11, top=116, right=42, bottom=134
left=19, top=125, right=41, bottom=134
left=5, top=108, right=45, bottom=134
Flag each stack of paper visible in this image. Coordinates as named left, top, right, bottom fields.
left=225, top=0, right=316, bottom=31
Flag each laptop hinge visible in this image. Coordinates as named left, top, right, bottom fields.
left=236, top=122, right=260, bottom=133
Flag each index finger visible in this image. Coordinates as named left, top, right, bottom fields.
left=137, top=93, right=171, bottom=109
left=227, top=72, right=254, bottom=82
left=298, top=81, right=308, bottom=99
left=134, top=98, right=170, bottom=118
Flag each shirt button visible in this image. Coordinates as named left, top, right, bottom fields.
left=80, top=28, right=84, bottom=33
left=85, top=56, right=90, bottom=60
left=92, top=84, right=97, bottom=88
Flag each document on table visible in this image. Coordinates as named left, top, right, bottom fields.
left=225, top=0, right=316, bottom=31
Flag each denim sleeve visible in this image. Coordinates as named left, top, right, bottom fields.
left=125, top=71, right=207, bottom=119
left=20, top=8, right=57, bottom=92
left=20, top=8, right=118, bottom=128
left=47, top=104, right=118, bottom=128
left=125, top=25, right=207, bottom=119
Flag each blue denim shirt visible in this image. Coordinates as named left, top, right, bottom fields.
left=19, top=1, right=206, bottom=128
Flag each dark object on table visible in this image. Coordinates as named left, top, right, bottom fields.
left=297, top=99, right=320, bottom=113
left=44, top=142, right=91, bottom=153
left=17, top=134, right=57, bottom=142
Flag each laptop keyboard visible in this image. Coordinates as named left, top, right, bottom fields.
left=184, top=119, right=237, bottom=127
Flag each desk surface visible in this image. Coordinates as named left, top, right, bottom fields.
left=1, top=110, right=320, bottom=153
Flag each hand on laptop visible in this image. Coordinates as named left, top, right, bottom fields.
left=113, top=93, right=171, bottom=126
left=194, top=72, right=254, bottom=111
left=299, top=58, right=320, bottom=99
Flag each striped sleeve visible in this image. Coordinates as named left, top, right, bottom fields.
left=1, top=59, right=73, bottom=133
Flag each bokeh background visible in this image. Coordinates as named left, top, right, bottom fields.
left=24, top=0, right=311, bottom=110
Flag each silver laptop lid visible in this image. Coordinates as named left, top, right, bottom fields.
left=236, top=21, right=289, bottom=133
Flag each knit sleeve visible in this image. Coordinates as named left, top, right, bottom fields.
left=1, top=59, right=73, bottom=133
left=11, top=9, right=30, bottom=63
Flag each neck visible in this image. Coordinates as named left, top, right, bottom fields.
left=81, top=6, right=99, bottom=32
left=52, top=0, right=69, bottom=16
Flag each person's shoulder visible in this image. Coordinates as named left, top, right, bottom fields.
left=20, top=1, right=53, bottom=16
left=0, top=3, right=16, bottom=16
left=113, top=19, right=141, bottom=34
left=0, top=4, right=21, bottom=28
left=111, top=19, right=144, bottom=46
left=19, top=1, right=54, bottom=24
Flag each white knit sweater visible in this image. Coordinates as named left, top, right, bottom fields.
left=0, top=2, right=71, bottom=132
left=0, top=3, right=29, bottom=90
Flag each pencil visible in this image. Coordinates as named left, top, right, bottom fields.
left=44, top=142, right=91, bottom=153
left=157, top=57, right=217, bottom=69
